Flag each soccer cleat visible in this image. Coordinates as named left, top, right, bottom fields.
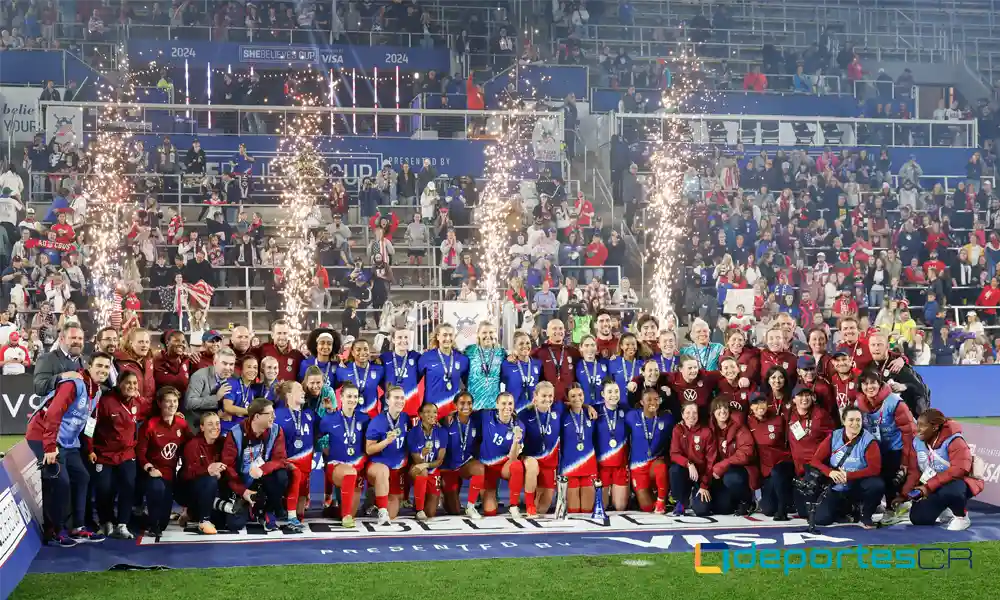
left=70, top=527, right=106, bottom=543
left=198, top=521, right=218, bottom=535
left=284, top=517, right=306, bottom=534
left=323, top=495, right=334, bottom=508
left=654, top=499, right=667, bottom=515
left=114, top=524, right=135, bottom=540
left=377, top=508, right=391, bottom=526
left=260, top=513, right=279, bottom=532
left=102, top=522, right=114, bottom=536
left=946, top=515, right=971, bottom=531
left=671, top=503, right=685, bottom=517
left=415, top=510, right=428, bottom=521
left=507, top=506, right=522, bottom=518
left=464, top=504, right=482, bottom=520
left=366, top=505, right=380, bottom=518
left=937, top=508, right=955, bottom=523
left=342, top=515, right=356, bottom=528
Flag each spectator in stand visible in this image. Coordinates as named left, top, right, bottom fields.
left=743, top=65, right=767, bottom=93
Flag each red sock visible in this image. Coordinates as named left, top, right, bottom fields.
left=484, top=508, right=497, bottom=517
left=467, top=474, right=484, bottom=505
left=340, top=474, right=357, bottom=519
left=525, top=491, right=537, bottom=512
left=640, top=502, right=654, bottom=512
left=508, top=460, right=524, bottom=507
left=375, top=494, right=388, bottom=510
left=324, top=464, right=336, bottom=503
left=413, top=475, right=429, bottom=511
left=324, top=464, right=335, bottom=501
left=286, top=465, right=304, bottom=512
left=653, top=463, right=668, bottom=501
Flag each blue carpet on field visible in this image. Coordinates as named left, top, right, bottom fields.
left=28, top=485, right=1000, bottom=573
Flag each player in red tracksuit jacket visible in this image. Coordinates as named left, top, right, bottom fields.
left=747, top=394, right=795, bottom=521
left=86, top=371, right=143, bottom=539
left=664, top=356, right=720, bottom=423
left=531, top=320, right=579, bottom=403
left=708, top=397, right=757, bottom=515
left=668, top=401, right=717, bottom=517
left=833, top=316, right=873, bottom=374
left=828, top=350, right=860, bottom=423
left=720, top=328, right=761, bottom=384
left=179, top=412, right=227, bottom=534
left=137, top=386, right=191, bottom=536
left=716, top=357, right=756, bottom=422
left=795, top=355, right=837, bottom=417
left=153, top=330, right=195, bottom=397
left=759, top=327, right=798, bottom=389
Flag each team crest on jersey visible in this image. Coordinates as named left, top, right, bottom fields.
left=288, top=359, right=293, bottom=367
left=586, top=420, right=592, bottom=428
left=782, top=362, right=788, bottom=369
left=434, top=440, right=441, bottom=448
left=409, top=359, right=415, bottom=365
left=131, top=406, right=137, bottom=414
left=182, top=364, right=188, bottom=373
left=371, top=373, right=377, bottom=380
left=721, top=440, right=728, bottom=452
left=177, top=429, right=183, bottom=437
left=856, top=348, right=863, bottom=356
left=357, top=423, right=362, bottom=431
left=693, top=436, right=700, bottom=443
left=848, top=382, right=855, bottom=389
left=506, top=432, right=513, bottom=440
left=768, top=425, right=775, bottom=432
left=740, top=364, right=747, bottom=372
left=658, top=423, right=664, bottom=430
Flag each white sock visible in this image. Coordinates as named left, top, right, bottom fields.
left=289, top=509, right=298, bottom=520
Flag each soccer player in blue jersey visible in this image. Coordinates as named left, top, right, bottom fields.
left=274, top=381, right=317, bottom=532
left=441, top=392, right=485, bottom=518
left=381, top=328, right=422, bottom=416
left=608, top=333, right=648, bottom=402
left=560, top=385, right=598, bottom=513
left=627, top=389, right=673, bottom=513
left=419, top=323, right=470, bottom=418
left=479, top=392, right=526, bottom=517
left=299, top=328, right=340, bottom=385
left=595, top=380, right=630, bottom=511
left=501, top=331, right=543, bottom=414
left=518, top=381, right=563, bottom=516
left=406, top=402, right=448, bottom=520
left=366, top=385, right=410, bottom=524
left=575, top=336, right=610, bottom=407
left=221, top=355, right=258, bottom=434
left=335, top=339, right=385, bottom=417
left=318, top=383, right=369, bottom=527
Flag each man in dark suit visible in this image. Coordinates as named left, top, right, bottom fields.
left=33, top=323, right=86, bottom=396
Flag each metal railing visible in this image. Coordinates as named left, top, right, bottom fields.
left=614, top=111, right=979, bottom=149
left=122, top=23, right=453, bottom=49
left=37, top=100, right=562, bottom=142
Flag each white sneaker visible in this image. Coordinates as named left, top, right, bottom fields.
left=377, top=508, right=391, bottom=526
left=102, top=522, right=114, bottom=536
left=464, top=504, right=482, bottom=520
left=415, top=510, right=428, bottom=521
left=115, top=524, right=134, bottom=540
left=937, top=508, right=955, bottom=523
left=946, top=515, right=971, bottom=531
left=508, top=506, right=522, bottom=518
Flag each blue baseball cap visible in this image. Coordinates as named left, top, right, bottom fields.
left=202, top=330, right=223, bottom=343
left=797, top=355, right=816, bottom=370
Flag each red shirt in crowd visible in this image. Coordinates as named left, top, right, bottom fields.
left=747, top=411, right=793, bottom=478
left=181, top=434, right=226, bottom=481
left=786, top=405, right=836, bottom=475
left=810, top=431, right=882, bottom=481
left=255, top=343, right=304, bottom=382
left=153, top=353, right=194, bottom=397
left=531, top=342, right=580, bottom=403
left=710, top=421, right=759, bottom=489
left=25, top=374, right=102, bottom=454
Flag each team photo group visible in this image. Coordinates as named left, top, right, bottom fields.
left=24, top=310, right=985, bottom=547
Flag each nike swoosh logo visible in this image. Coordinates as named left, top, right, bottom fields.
left=156, top=434, right=164, bottom=437
left=331, top=425, right=342, bottom=429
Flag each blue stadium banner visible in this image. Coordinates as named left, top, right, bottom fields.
left=0, top=443, right=44, bottom=600
left=129, top=40, right=451, bottom=72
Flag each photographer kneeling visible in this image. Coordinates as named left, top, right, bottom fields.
left=898, top=409, right=983, bottom=531
left=221, top=398, right=290, bottom=532
left=807, top=406, right=884, bottom=529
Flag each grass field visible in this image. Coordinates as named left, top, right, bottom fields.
left=10, top=544, right=998, bottom=600
left=5, top=420, right=999, bottom=599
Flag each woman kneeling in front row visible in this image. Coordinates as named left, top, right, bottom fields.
left=809, top=406, right=884, bottom=529
left=900, top=409, right=983, bottom=531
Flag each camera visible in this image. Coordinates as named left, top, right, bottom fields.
left=793, top=465, right=830, bottom=503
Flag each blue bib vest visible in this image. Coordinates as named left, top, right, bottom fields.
left=35, top=378, right=102, bottom=450
left=864, top=394, right=904, bottom=451
left=914, top=433, right=963, bottom=475
left=230, top=423, right=280, bottom=486
left=829, top=429, right=877, bottom=492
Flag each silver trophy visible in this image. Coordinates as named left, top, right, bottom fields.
left=591, top=478, right=608, bottom=521
left=554, top=475, right=570, bottom=520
